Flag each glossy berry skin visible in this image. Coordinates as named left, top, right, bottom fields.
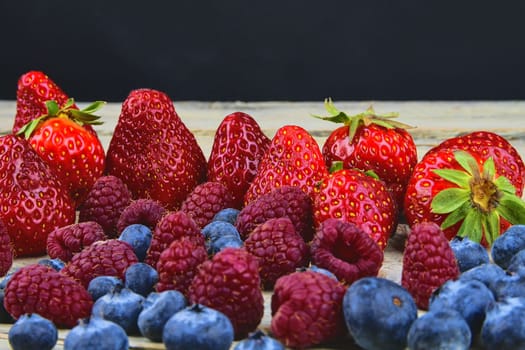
left=343, top=277, right=417, bottom=350
left=481, top=297, right=525, bottom=349
left=314, top=168, right=397, bottom=250
left=0, top=219, right=13, bottom=276
left=233, top=329, right=285, bottom=350
left=162, top=304, right=234, bottom=350
left=8, top=313, right=58, bottom=350
left=38, top=258, right=65, bottom=271
left=0, top=135, right=76, bottom=256
left=64, top=316, right=129, bottom=350
left=87, top=276, right=124, bottom=301
left=450, top=236, right=490, bottom=272
left=46, top=221, right=106, bottom=262
left=207, top=112, right=271, bottom=209
left=124, top=262, right=158, bottom=297
left=106, top=88, right=207, bottom=210
left=244, top=125, right=328, bottom=205
left=491, top=225, right=525, bottom=269
left=201, top=221, right=243, bottom=255
left=118, top=224, right=152, bottom=262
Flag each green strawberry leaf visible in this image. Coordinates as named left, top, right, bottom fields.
left=432, top=169, right=471, bottom=188
left=16, top=116, right=45, bottom=139
left=482, top=157, right=496, bottom=179
left=482, top=210, right=500, bottom=246
left=458, top=208, right=483, bottom=242
left=364, top=169, right=380, bottom=180
left=441, top=201, right=470, bottom=230
left=324, top=97, right=340, bottom=116
left=496, top=193, right=525, bottom=224
left=81, top=101, right=106, bottom=114
left=494, top=175, right=517, bottom=195
left=45, top=100, right=60, bottom=116
left=454, top=150, right=478, bottom=176
left=431, top=187, right=470, bottom=214
left=329, top=161, right=344, bottom=173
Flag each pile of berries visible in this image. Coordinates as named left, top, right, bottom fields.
left=0, top=71, right=524, bottom=349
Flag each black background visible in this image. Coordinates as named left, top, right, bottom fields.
left=1, top=1, right=525, bottom=102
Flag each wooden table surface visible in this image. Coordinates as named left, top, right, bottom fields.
left=0, top=100, right=524, bottom=349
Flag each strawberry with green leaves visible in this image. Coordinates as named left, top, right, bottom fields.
left=17, top=98, right=106, bottom=207
left=313, top=98, right=417, bottom=210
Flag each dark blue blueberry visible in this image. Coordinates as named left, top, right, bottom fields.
left=343, top=277, right=417, bottom=350
left=64, top=317, right=128, bottom=350
left=91, top=285, right=145, bottom=334
left=450, top=236, right=490, bottom=272
left=0, top=271, right=16, bottom=323
left=307, top=265, right=338, bottom=280
left=138, top=290, right=187, bottom=342
left=407, top=309, right=471, bottom=350
left=87, top=276, right=124, bottom=301
left=37, top=258, right=66, bottom=271
left=210, top=234, right=243, bottom=255
left=491, top=225, right=525, bottom=269
left=213, top=208, right=240, bottom=225
left=233, top=329, right=285, bottom=350
left=202, top=221, right=243, bottom=255
left=493, top=267, right=525, bottom=299
left=481, top=297, right=525, bottom=349
left=124, top=262, right=159, bottom=297
left=8, top=313, right=57, bottom=350
left=507, top=249, right=525, bottom=274
left=429, top=279, right=495, bottom=336
left=162, top=303, right=234, bottom=350
left=459, top=263, right=506, bottom=296
left=118, top=224, right=152, bottom=262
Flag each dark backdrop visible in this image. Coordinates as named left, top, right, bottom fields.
left=1, top=1, right=525, bottom=101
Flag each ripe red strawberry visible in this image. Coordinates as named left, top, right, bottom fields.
left=46, top=221, right=106, bottom=262
left=207, top=112, right=271, bottom=209
left=116, top=198, right=167, bottom=234
left=314, top=99, right=417, bottom=209
left=0, top=219, right=13, bottom=276
left=270, top=269, right=347, bottom=348
left=404, top=142, right=525, bottom=245
left=244, top=125, right=329, bottom=205
left=4, top=264, right=93, bottom=328
left=401, top=221, right=460, bottom=310
left=189, top=247, right=264, bottom=339
left=314, top=168, right=397, bottom=250
left=61, top=239, right=138, bottom=288
left=105, top=88, right=207, bottom=210
left=17, top=98, right=106, bottom=206
left=180, top=181, right=235, bottom=228
left=78, top=175, right=133, bottom=238
left=244, top=217, right=310, bottom=289
left=0, top=135, right=75, bottom=256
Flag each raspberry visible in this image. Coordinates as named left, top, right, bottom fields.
left=156, top=237, right=208, bottom=296
left=116, top=198, right=167, bottom=234
left=145, top=210, right=205, bottom=268
left=270, top=270, right=347, bottom=348
left=4, top=264, right=93, bottom=328
left=180, top=181, right=234, bottom=228
left=189, top=247, right=264, bottom=339
left=401, top=221, right=460, bottom=310
left=61, top=239, right=138, bottom=288
left=0, top=219, right=13, bottom=276
left=244, top=217, right=309, bottom=289
left=78, top=175, right=132, bottom=238
left=310, top=218, right=383, bottom=285
left=236, top=185, right=314, bottom=241
left=46, top=221, right=106, bottom=262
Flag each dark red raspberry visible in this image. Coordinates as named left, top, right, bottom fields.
left=46, top=221, right=106, bottom=262
left=401, top=221, right=460, bottom=310
left=61, top=239, right=138, bottom=288
left=189, top=247, right=264, bottom=339
left=271, top=270, right=347, bottom=348
left=116, top=198, right=167, bottom=234
left=78, top=175, right=132, bottom=238
left=4, top=264, right=93, bottom=328
left=310, top=218, right=384, bottom=285
left=244, top=217, right=309, bottom=289
left=156, top=237, right=208, bottom=296
left=236, top=185, right=314, bottom=241
left=0, top=219, right=13, bottom=276
left=145, top=210, right=205, bottom=268
left=180, top=181, right=235, bottom=229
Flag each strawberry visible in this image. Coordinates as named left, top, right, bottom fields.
left=244, top=125, right=328, bottom=205
left=313, top=98, right=417, bottom=210
left=105, top=89, right=207, bottom=210
left=207, top=112, right=271, bottom=209
left=16, top=98, right=106, bottom=207
left=313, top=167, right=397, bottom=250
left=0, top=135, right=76, bottom=256
left=404, top=141, right=525, bottom=245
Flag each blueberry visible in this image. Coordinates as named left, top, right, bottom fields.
left=0, top=271, right=16, bottom=323
left=64, top=317, right=128, bottom=350
left=233, top=329, right=285, bottom=350
left=343, top=277, right=417, bottom=350
left=450, top=236, right=490, bottom=272
left=38, top=257, right=65, bottom=271
left=492, top=225, right=525, bottom=269
left=481, top=297, right=525, bottom=349
left=201, top=221, right=243, bottom=254
left=407, top=309, right=471, bottom=350
left=213, top=208, right=240, bottom=225
left=210, top=234, right=243, bottom=254
left=493, top=267, right=525, bottom=299
left=118, top=224, right=152, bottom=261
left=138, top=290, right=187, bottom=342
left=429, top=279, right=495, bottom=336
left=8, top=313, right=58, bottom=350
left=124, top=262, right=158, bottom=297
left=163, top=303, right=234, bottom=350
left=507, top=249, right=525, bottom=273
left=459, top=263, right=506, bottom=296
left=307, top=265, right=338, bottom=280
left=92, top=285, right=145, bottom=334
left=87, top=276, right=124, bottom=301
